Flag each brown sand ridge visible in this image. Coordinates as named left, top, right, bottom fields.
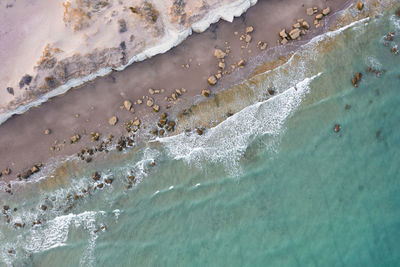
left=0, top=0, right=354, bottom=185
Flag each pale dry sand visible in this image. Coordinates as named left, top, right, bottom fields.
left=0, top=0, right=350, bottom=183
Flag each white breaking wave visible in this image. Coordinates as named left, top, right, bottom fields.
left=160, top=73, right=322, bottom=176
left=0, top=0, right=257, bottom=125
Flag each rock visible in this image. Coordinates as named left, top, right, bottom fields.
left=40, top=205, right=47, bottom=211
left=279, top=29, right=288, bottom=39
left=201, top=89, right=210, bottom=97
left=357, top=2, right=364, bottom=11
left=237, top=59, right=246, bottom=67
left=44, top=129, right=51, bottom=135
left=31, top=165, right=39, bottom=173
left=293, top=22, right=301, bottom=29
left=146, top=98, right=154, bottom=107
left=216, top=73, right=222, bottom=79
left=257, top=41, right=267, bottom=50
left=6, top=87, right=14, bottom=95
left=118, top=19, right=127, bottom=33
left=245, top=34, right=252, bottom=43
left=196, top=128, right=203, bottom=135
left=153, top=104, right=160, bottom=112
left=289, top=28, right=301, bottom=40
left=316, top=14, right=323, bottom=20
left=19, top=74, right=32, bottom=88
left=302, top=21, right=310, bottom=30
left=97, top=183, right=104, bottom=189
left=334, top=124, right=341, bottom=133
left=207, top=75, right=217, bottom=85
left=351, top=77, right=358, bottom=87
left=306, top=7, right=314, bottom=16
left=70, top=134, right=80, bottom=143
left=214, top=49, right=226, bottom=59
left=3, top=168, right=11, bottom=175
left=137, top=99, right=143, bottom=104
left=109, top=116, right=118, bottom=126
left=3, top=205, right=9, bottom=211
left=105, top=178, right=113, bottom=184
left=132, top=119, right=140, bottom=126
left=92, top=172, right=101, bottom=181
left=124, top=100, right=132, bottom=111
left=322, top=7, right=330, bottom=15
left=246, top=26, right=254, bottom=33
left=356, top=72, right=362, bottom=82
left=218, top=62, right=226, bottom=69
left=281, top=38, right=288, bottom=45
left=267, top=88, right=275, bottom=95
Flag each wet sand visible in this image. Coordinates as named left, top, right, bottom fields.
left=0, top=0, right=350, bottom=183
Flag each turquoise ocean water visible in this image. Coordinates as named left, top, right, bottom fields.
left=1, top=3, right=400, bottom=266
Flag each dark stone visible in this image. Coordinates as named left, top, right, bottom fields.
left=267, top=88, right=275, bottom=95
left=120, top=41, right=126, bottom=50
left=118, top=19, right=127, bottom=33
left=3, top=205, right=9, bottom=211
left=92, top=172, right=101, bottom=181
left=345, top=104, right=351, bottom=110
left=19, top=75, right=32, bottom=88
left=105, top=178, right=113, bottom=184
left=6, top=87, right=14, bottom=95
left=97, top=183, right=104, bottom=189
left=40, top=205, right=47, bottom=211
left=376, top=130, right=381, bottom=139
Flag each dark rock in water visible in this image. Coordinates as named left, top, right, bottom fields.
left=19, top=74, right=32, bottom=88
left=356, top=72, right=362, bottom=82
left=3, top=205, right=9, bottom=211
left=40, top=205, right=47, bottom=211
left=6, top=87, right=14, bottom=95
left=45, top=76, right=58, bottom=88
left=14, top=222, right=25, bottom=228
left=97, top=183, right=104, bottom=189
left=396, top=8, right=400, bottom=17
left=376, top=130, right=381, bottom=139
left=345, top=104, right=351, bottom=110
left=267, top=88, right=275, bottom=95
left=105, top=178, right=113, bottom=184
left=92, top=172, right=101, bottom=181
left=334, top=124, right=341, bottom=133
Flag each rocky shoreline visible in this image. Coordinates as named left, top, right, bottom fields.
left=0, top=0, right=359, bottom=190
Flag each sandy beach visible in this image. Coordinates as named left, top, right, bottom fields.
left=0, top=0, right=352, bottom=185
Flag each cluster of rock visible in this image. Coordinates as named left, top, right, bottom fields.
left=150, top=112, right=176, bottom=136
left=279, top=6, right=331, bottom=45
left=351, top=72, right=363, bottom=87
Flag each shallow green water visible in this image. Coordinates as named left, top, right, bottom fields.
left=1, top=4, right=400, bottom=267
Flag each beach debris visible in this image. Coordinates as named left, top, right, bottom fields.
left=124, top=100, right=132, bottom=111
left=306, top=8, right=314, bottom=16
left=207, top=75, right=217, bottom=85
left=237, top=59, right=246, bottom=67
left=6, top=87, right=14, bottom=95
left=322, top=7, right=331, bottom=16
left=214, top=49, right=226, bottom=59
left=3, top=168, right=11, bottom=175
left=109, top=116, right=118, bottom=126
left=44, top=129, right=51, bottom=135
left=70, top=134, right=80, bottom=144
left=19, top=74, right=32, bottom=88
left=201, top=89, right=210, bottom=97
left=257, top=41, right=267, bottom=50
left=357, top=2, right=364, bottom=11
left=334, top=124, right=341, bottom=133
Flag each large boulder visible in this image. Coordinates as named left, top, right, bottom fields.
left=289, top=29, right=301, bottom=40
